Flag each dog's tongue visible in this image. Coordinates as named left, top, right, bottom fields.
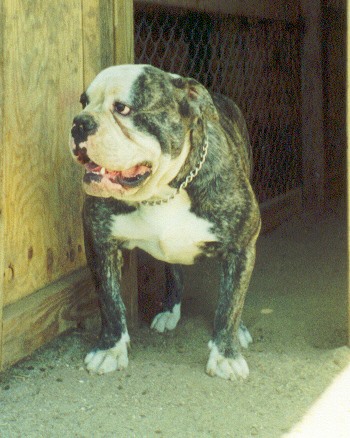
left=87, top=162, right=151, bottom=188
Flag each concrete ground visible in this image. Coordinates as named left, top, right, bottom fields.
left=0, top=198, right=349, bottom=437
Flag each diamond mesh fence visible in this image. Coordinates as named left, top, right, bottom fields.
left=134, top=5, right=303, bottom=203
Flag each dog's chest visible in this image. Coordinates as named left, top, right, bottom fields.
left=111, top=192, right=217, bottom=264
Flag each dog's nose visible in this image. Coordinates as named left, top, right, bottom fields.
left=71, top=114, right=98, bottom=143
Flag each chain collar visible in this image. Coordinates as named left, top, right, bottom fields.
left=139, top=137, right=209, bottom=207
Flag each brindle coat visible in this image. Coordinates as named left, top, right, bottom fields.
left=70, top=65, right=260, bottom=380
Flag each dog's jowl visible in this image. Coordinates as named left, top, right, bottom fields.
left=70, top=64, right=260, bottom=380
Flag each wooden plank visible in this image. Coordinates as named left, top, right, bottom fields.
left=347, top=0, right=350, bottom=347
left=260, top=188, right=303, bottom=234
left=82, top=0, right=104, bottom=88
left=300, top=0, right=325, bottom=213
left=1, top=268, right=95, bottom=370
left=1, top=253, right=139, bottom=370
left=82, top=0, right=134, bottom=84
left=113, top=0, right=134, bottom=64
left=82, top=0, right=115, bottom=88
left=135, top=0, right=300, bottom=22
left=2, top=0, right=86, bottom=306
left=0, top=0, right=5, bottom=368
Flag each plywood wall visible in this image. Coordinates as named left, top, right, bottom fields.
left=347, top=0, right=350, bottom=346
left=0, top=0, right=5, bottom=366
left=2, top=0, right=86, bottom=307
left=0, top=0, right=135, bottom=370
left=136, top=0, right=300, bottom=21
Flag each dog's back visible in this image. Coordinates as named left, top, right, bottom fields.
left=212, top=93, right=253, bottom=179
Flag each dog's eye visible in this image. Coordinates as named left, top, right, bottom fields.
left=113, top=102, right=131, bottom=116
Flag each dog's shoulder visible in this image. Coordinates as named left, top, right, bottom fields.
left=211, top=93, right=253, bottom=178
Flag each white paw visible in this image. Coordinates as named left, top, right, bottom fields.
left=238, top=324, right=253, bottom=349
left=151, top=303, right=181, bottom=333
left=206, top=341, right=249, bottom=380
left=85, top=332, right=130, bottom=374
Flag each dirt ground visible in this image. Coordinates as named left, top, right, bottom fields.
left=1, top=199, right=349, bottom=438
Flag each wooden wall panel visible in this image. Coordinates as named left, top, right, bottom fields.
left=2, top=268, right=96, bottom=369
left=82, top=0, right=134, bottom=89
left=136, top=0, right=300, bottom=21
left=82, top=0, right=115, bottom=88
left=2, top=0, right=85, bottom=306
left=347, top=0, right=350, bottom=346
left=0, top=0, right=5, bottom=367
left=114, top=0, right=135, bottom=64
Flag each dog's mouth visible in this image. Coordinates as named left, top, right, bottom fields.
left=83, top=160, right=152, bottom=188
left=73, top=145, right=152, bottom=192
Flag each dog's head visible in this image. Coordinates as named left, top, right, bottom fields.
left=70, top=64, right=218, bottom=202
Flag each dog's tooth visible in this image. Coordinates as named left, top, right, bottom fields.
left=100, top=167, right=106, bottom=175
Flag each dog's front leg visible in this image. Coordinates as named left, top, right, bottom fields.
left=206, top=241, right=256, bottom=380
left=151, top=263, right=184, bottom=333
left=84, top=226, right=129, bottom=374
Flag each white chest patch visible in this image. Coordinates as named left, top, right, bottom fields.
left=111, top=191, right=217, bottom=265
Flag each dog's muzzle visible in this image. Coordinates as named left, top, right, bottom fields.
left=70, top=114, right=152, bottom=189
left=82, top=162, right=152, bottom=188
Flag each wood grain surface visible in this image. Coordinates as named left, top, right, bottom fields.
left=0, top=0, right=5, bottom=368
left=2, top=0, right=85, bottom=306
left=135, top=0, right=300, bottom=21
left=114, top=0, right=135, bottom=64
left=2, top=268, right=96, bottom=370
left=82, top=0, right=115, bottom=88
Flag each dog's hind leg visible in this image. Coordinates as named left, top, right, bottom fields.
left=206, top=239, right=257, bottom=380
left=151, top=263, right=183, bottom=333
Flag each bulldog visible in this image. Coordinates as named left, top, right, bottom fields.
left=70, top=64, right=261, bottom=380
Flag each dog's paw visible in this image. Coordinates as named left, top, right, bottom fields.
left=151, top=303, right=181, bottom=333
left=206, top=341, right=249, bottom=381
left=84, top=332, right=130, bottom=374
left=238, top=323, right=253, bottom=349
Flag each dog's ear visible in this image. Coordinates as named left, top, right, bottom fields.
left=170, top=76, right=219, bottom=124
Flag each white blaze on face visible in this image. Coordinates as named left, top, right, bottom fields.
left=86, top=64, right=148, bottom=109
left=72, top=64, right=193, bottom=203
left=81, top=65, right=162, bottom=173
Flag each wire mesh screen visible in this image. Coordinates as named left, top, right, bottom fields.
left=134, top=5, right=302, bottom=203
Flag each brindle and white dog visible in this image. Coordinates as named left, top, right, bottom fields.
left=70, top=64, right=261, bottom=380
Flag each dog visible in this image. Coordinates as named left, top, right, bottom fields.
left=70, top=64, right=261, bottom=380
